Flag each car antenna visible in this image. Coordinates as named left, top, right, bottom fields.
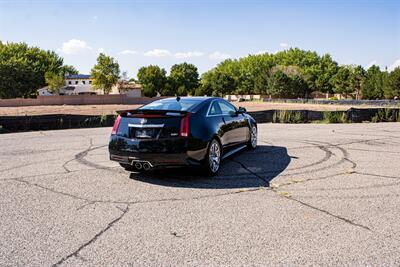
left=176, top=95, right=181, bottom=101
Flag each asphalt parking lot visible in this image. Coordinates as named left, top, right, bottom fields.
left=1, top=123, right=400, bottom=266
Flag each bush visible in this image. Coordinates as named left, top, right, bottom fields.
left=371, top=109, right=400, bottom=122
left=273, top=110, right=304, bottom=123
left=323, top=111, right=347, bottom=123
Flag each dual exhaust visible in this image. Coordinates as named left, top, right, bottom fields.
left=134, top=161, right=152, bottom=171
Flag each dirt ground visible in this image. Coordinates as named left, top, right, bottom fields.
left=0, top=102, right=394, bottom=116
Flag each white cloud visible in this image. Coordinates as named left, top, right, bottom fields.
left=280, top=43, right=289, bottom=48
left=119, top=49, right=138, bottom=55
left=174, top=51, right=204, bottom=58
left=209, top=51, right=231, bottom=60
left=144, top=49, right=171, bottom=57
left=254, top=50, right=270, bottom=55
left=97, top=48, right=105, bottom=53
left=366, top=60, right=378, bottom=69
left=388, top=59, right=400, bottom=71
left=59, top=39, right=92, bottom=55
left=93, top=15, right=98, bottom=20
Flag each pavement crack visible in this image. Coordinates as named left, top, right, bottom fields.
left=12, top=175, right=264, bottom=207
left=14, top=178, right=91, bottom=202
left=229, top=158, right=270, bottom=186
left=355, top=172, right=400, bottom=180
left=76, top=201, right=96, bottom=211
left=279, top=193, right=372, bottom=232
left=52, top=205, right=129, bottom=267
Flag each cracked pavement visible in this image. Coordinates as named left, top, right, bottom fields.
left=1, top=123, right=400, bottom=266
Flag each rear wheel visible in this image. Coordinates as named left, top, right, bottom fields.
left=203, top=138, right=221, bottom=176
left=247, top=125, right=257, bottom=149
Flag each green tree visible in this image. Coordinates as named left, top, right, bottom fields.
left=315, top=54, right=339, bottom=94
left=60, top=65, right=79, bottom=76
left=197, top=70, right=218, bottom=96
left=362, top=65, right=385, bottom=99
left=291, top=74, right=309, bottom=99
left=168, top=63, right=199, bottom=96
left=267, top=70, right=293, bottom=98
left=45, top=71, right=65, bottom=93
left=198, top=49, right=340, bottom=97
left=90, top=53, right=120, bottom=94
left=0, top=42, right=64, bottom=98
left=331, top=66, right=353, bottom=98
left=385, top=67, right=400, bottom=99
left=350, top=65, right=366, bottom=99
left=137, top=65, right=167, bottom=97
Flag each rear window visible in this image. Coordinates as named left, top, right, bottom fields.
left=139, top=98, right=203, bottom=111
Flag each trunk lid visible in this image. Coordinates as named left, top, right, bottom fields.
left=115, top=109, right=188, bottom=140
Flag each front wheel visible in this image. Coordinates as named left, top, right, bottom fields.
left=247, top=125, right=257, bottom=149
left=203, top=138, right=221, bottom=176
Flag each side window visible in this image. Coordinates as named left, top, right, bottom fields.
left=208, top=101, right=222, bottom=116
left=218, top=100, right=236, bottom=115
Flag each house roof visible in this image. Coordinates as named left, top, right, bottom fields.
left=65, top=74, right=91, bottom=79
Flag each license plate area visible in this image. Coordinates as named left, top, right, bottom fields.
left=129, top=127, right=160, bottom=139
left=135, top=128, right=156, bottom=139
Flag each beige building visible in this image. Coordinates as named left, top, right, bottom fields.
left=38, top=74, right=142, bottom=97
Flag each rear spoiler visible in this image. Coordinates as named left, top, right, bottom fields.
left=116, top=109, right=189, bottom=117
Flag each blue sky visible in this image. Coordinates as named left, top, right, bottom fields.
left=0, top=0, right=399, bottom=78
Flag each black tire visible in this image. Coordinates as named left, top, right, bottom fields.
left=247, top=124, right=257, bottom=150
left=202, top=138, right=222, bottom=176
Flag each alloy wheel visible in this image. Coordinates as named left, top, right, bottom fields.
left=250, top=126, right=257, bottom=148
left=208, top=140, right=221, bottom=173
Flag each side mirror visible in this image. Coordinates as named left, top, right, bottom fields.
left=237, top=107, right=247, bottom=114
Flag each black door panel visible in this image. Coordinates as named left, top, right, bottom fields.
left=218, top=100, right=248, bottom=146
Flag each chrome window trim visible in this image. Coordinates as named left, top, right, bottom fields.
left=218, top=99, right=237, bottom=115
left=128, top=124, right=165, bottom=128
left=206, top=100, right=223, bottom=117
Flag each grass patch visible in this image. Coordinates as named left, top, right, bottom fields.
left=322, top=111, right=348, bottom=123
left=273, top=110, right=305, bottom=123
left=371, top=109, right=400, bottom=122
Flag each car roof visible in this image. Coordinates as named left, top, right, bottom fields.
left=158, top=96, right=221, bottom=112
left=162, top=96, right=218, bottom=101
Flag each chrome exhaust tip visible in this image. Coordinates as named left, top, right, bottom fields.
left=142, top=162, right=151, bottom=171
left=134, top=162, right=143, bottom=169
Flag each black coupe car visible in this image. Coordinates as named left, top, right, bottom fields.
left=109, top=97, right=257, bottom=175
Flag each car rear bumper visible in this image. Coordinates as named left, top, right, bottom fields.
left=109, top=150, right=192, bottom=167
left=108, top=135, right=200, bottom=168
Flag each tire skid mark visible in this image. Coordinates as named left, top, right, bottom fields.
left=292, top=193, right=400, bottom=200
left=347, top=148, right=400, bottom=155
left=229, top=139, right=376, bottom=232
left=286, top=180, right=400, bottom=192
left=355, top=172, right=400, bottom=180
left=286, top=141, right=333, bottom=171
left=231, top=156, right=373, bottom=231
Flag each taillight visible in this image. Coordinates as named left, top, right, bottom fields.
left=111, top=115, right=122, bottom=135
left=180, top=113, right=190, bottom=137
